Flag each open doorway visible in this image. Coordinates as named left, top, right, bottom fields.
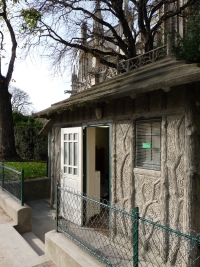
left=85, top=125, right=110, bottom=230
left=86, top=125, right=110, bottom=201
left=95, top=126, right=109, bottom=201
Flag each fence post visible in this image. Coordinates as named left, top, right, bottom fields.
left=2, top=161, right=4, bottom=189
left=133, top=207, right=139, bottom=267
left=56, top=181, right=59, bottom=232
left=21, top=169, right=24, bottom=206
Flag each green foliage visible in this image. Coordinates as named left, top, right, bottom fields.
left=14, top=126, right=47, bottom=160
left=4, top=162, right=47, bottom=180
left=173, top=10, right=200, bottom=62
left=13, top=111, right=47, bottom=160
left=13, top=111, right=43, bottom=127
left=21, top=8, right=41, bottom=30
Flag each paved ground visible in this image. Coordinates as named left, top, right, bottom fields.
left=0, top=208, right=13, bottom=267
left=0, top=201, right=56, bottom=267
left=0, top=207, right=13, bottom=224
left=26, top=200, right=56, bottom=243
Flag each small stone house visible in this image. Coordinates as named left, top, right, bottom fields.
left=34, top=57, right=200, bottom=264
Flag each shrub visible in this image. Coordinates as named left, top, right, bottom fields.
left=13, top=111, right=48, bottom=160
left=14, top=126, right=47, bottom=160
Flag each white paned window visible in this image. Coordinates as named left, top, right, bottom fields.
left=63, top=133, right=79, bottom=176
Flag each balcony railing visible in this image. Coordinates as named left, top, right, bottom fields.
left=117, top=35, right=172, bottom=73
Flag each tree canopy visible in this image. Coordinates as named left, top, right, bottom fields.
left=20, top=0, right=197, bottom=72
left=173, top=8, right=200, bottom=62
left=9, top=86, right=33, bottom=115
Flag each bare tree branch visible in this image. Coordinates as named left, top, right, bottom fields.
left=20, top=0, right=198, bottom=72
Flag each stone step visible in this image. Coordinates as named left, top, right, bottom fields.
left=22, top=232, right=45, bottom=256
left=0, top=224, right=52, bottom=267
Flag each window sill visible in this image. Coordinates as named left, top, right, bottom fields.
left=134, top=168, right=161, bottom=177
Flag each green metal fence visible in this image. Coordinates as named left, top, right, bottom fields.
left=57, top=183, right=200, bottom=267
left=0, top=162, right=24, bottom=206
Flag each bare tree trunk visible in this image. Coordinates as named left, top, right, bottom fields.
left=0, top=0, right=18, bottom=160
left=0, top=79, right=18, bottom=160
left=145, top=36, right=154, bottom=53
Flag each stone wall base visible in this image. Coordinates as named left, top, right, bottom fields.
left=45, top=230, right=106, bottom=267
left=0, top=188, right=31, bottom=233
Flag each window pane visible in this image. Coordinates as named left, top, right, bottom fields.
left=74, top=142, right=78, bottom=166
left=152, top=136, right=160, bottom=149
left=69, top=142, right=73, bottom=165
left=64, top=143, right=68, bottom=164
left=74, top=168, right=77, bottom=175
left=136, top=146, right=151, bottom=165
left=152, top=122, right=160, bottom=135
left=69, top=134, right=72, bottom=140
left=152, top=149, right=160, bottom=163
left=141, top=136, right=151, bottom=144
left=137, top=122, right=151, bottom=135
left=74, top=133, right=78, bottom=140
left=69, top=167, right=72, bottom=174
left=64, top=134, right=68, bottom=141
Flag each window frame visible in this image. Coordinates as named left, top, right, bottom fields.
left=135, top=118, right=161, bottom=170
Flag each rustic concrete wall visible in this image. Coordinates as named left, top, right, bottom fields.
left=112, top=120, right=133, bottom=212
left=192, top=88, right=200, bottom=234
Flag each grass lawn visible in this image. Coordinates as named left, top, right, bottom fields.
left=3, top=162, right=47, bottom=180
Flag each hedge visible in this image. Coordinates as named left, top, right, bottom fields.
left=14, top=126, right=47, bottom=160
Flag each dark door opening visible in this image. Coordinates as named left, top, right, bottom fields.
left=85, top=125, right=110, bottom=235
left=95, top=126, right=109, bottom=202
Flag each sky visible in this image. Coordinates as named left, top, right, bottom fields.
left=10, top=59, right=71, bottom=113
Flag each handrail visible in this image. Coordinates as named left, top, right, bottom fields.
left=2, top=164, right=21, bottom=175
